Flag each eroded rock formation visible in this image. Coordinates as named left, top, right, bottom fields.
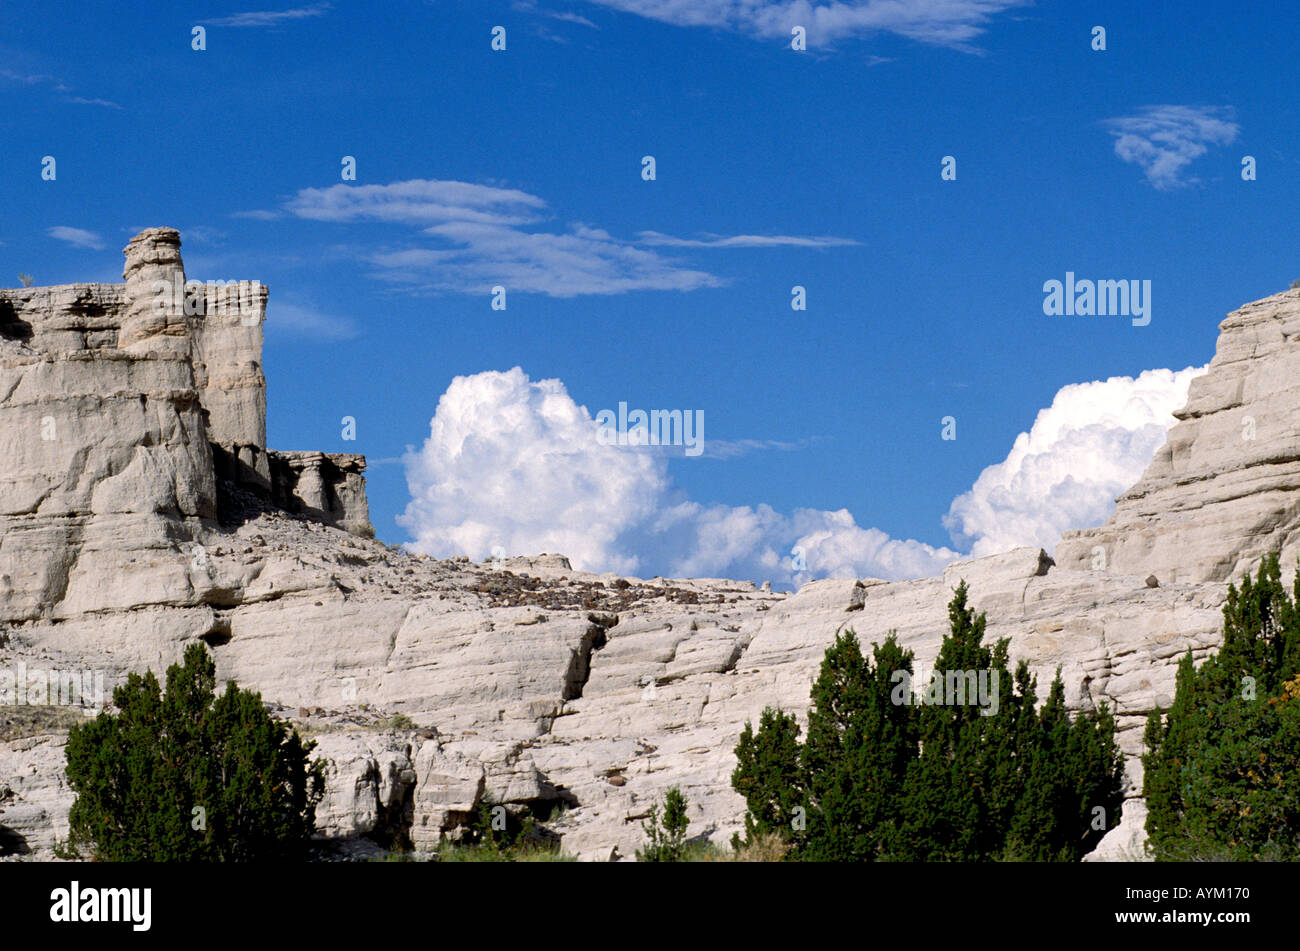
left=1, top=233, right=1294, bottom=861
left=1058, top=289, right=1300, bottom=584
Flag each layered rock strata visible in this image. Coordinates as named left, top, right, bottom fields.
left=4, top=235, right=1297, bottom=861
left=1058, top=289, right=1300, bottom=585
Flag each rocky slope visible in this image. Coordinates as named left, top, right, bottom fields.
left=0, top=527, right=1225, bottom=861
left=1058, top=289, right=1300, bottom=584
left=0, top=232, right=1293, bottom=861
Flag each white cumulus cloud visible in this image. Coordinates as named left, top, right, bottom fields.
left=399, top=368, right=664, bottom=574
left=399, top=368, right=960, bottom=583
left=399, top=365, right=1205, bottom=584
left=944, top=366, right=1207, bottom=557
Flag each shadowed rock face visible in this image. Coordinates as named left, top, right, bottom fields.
left=0, top=238, right=1292, bottom=861
left=268, top=451, right=372, bottom=538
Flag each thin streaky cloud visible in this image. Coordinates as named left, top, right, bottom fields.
left=368, top=222, right=722, bottom=297
left=284, top=179, right=547, bottom=227
left=513, top=1, right=602, bottom=28
left=638, top=231, right=859, bottom=248
left=266, top=301, right=360, bottom=341
left=547, top=10, right=600, bottom=28
left=67, top=96, right=123, bottom=109
left=179, top=226, right=225, bottom=245
left=3, top=68, right=122, bottom=109
left=125, top=225, right=223, bottom=246
left=702, top=436, right=829, bottom=459
left=0, top=68, right=54, bottom=85
left=201, top=3, right=331, bottom=27
left=47, top=226, right=106, bottom=250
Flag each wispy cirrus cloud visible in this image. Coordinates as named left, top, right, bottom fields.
left=285, top=180, right=547, bottom=228
left=0, top=68, right=54, bottom=85
left=546, top=10, right=600, bottom=28
left=578, top=0, right=1030, bottom=50
left=369, top=222, right=721, bottom=297
left=638, top=231, right=858, bottom=248
left=515, top=2, right=602, bottom=29
left=68, top=96, right=123, bottom=109
left=47, top=226, right=106, bottom=250
left=128, top=224, right=225, bottom=247
left=201, top=3, right=330, bottom=27
left=702, top=435, right=828, bottom=459
left=1103, top=105, right=1239, bottom=190
left=2, top=69, right=122, bottom=109
left=264, top=178, right=854, bottom=298
left=179, top=226, right=225, bottom=245
left=266, top=300, right=360, bottom=341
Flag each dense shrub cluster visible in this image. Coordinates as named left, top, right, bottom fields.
left=1144, top=554, right=1300, bottom=861
left=63, top=643, right=323, bottom=861
left=733, top=582, right=1126, bottom=861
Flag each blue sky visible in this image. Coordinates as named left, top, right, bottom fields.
left=4, top=1, right=1298, bottom=584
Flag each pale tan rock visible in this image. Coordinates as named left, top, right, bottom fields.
left=3, top=244, right=1294, bottom=862
left=310, top=733, right=415, bottom=841
left=194, top=280, right=267, bottom=450
left=0, top=734, right=75, bottom=857
left=268, top=451, right=371, bottom=538
left=410, top=741, right=484, bottom=851
left=1058, top=289, right=1300, bottom=585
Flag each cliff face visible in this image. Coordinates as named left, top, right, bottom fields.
left=0, top=233, right=1292, bottom=861
left=0, top=228, right=371, bottom=629
left=1057, top=289, right=1300, bottom=584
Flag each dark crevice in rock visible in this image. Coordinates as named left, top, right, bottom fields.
left=0, top=299, right=33, bottom=342
left=0, top=824, right=30, bottom=856
left=214, top=470, right=282, bottom=530
left=719, top=636, right=751, bottom=674
left=563, top=613, right=618, bottom=701
left=200, top=589, right=244, bottom=609
left=199, top=609, right=234, bottom=647
left=373, top=756, right=417, bottom=852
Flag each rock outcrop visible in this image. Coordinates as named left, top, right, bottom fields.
left=0, top=229, right=371, bottom=626
left=2, top=233, right=1295, bottom=861
left=1058, top=289, right=1300, bottom=584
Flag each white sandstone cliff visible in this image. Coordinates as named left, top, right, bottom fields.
left=2, top=233, right=1295, bottom=861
